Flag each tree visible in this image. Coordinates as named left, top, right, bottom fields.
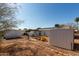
left=75, top=17, right=79, bottom=30
left=65, top=23, right=76, bottom=29
left=54, top=24, right=60, bottom=28
left=0, top=3, right=18, bottom=31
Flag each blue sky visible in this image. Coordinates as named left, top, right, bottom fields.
left=16, top=3, right=79, bottom=29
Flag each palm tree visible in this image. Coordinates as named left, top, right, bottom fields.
left=75, top=17, right=79, bottom=30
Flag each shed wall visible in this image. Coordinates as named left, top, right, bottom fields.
left=48, top=29, right=74, bottom=50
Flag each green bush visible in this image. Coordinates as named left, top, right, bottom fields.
left=0, top=31, right=5, bottom=40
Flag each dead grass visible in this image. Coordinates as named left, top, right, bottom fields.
left=0, top=36, right=79, bottom=56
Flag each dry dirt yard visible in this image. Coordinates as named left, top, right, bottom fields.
left=0, top=36, right=79, bottom=56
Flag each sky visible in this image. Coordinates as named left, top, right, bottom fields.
left=16, top=3, right=79, bottom=29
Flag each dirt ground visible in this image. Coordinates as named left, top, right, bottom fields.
left=0, top=36, right=79, bottom=56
